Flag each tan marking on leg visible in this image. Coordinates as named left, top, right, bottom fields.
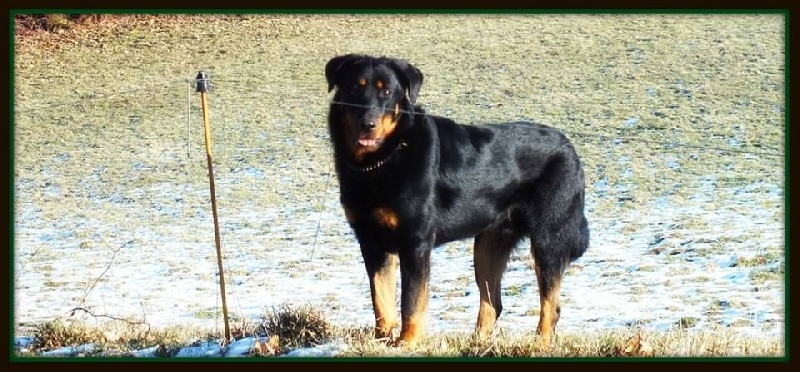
left=533, top=252, right=562, bottom=345
left=474, top=250, right=499, bottom=338
left=372, top=207, right=399, bottom=230
left=398, top=281, right=428, bottom=347
left=371, top=253, right=399, bottom=339
left=473, top=230, right=514, bottom=339
left=537, top=278, right=561, bottom=345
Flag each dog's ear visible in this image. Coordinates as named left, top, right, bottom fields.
left=325, top=54, right=362, bottom=92
left=388, top=59, right=424, bottom=104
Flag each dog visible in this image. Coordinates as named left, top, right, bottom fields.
left=325, top=54, right=590, bottom=347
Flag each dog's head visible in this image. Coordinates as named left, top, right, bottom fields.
left=326, top=54, right=423, bottom=162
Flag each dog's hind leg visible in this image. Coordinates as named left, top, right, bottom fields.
left=473, top=227, right=521, bottom=339
left=529, top=239, right=569, bottom=345
left=363, top=251, right=400, bottom=341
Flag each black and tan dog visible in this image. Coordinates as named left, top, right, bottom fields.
left=325, top=54, right=590, bottom=347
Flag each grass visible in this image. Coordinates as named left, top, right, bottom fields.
left=13, top=14, right=785, bottom=215
left=13, top=305, right=784, bottom=358
left=17, top=318, right=218, bottom=357
left=260, top=304, right=333, bottom=350
left=13, top=13, right=786, bottom=359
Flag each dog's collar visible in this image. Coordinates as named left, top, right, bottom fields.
left=345, top=142, right=408, bottom=173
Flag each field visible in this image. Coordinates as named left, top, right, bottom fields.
left=13, top=14, right=785, bottom=358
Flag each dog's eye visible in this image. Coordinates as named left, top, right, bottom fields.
left=351, top=85, right=364, bottom=96
left=379, top=88, right=392, bottom=98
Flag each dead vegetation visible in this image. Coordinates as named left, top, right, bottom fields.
left=15, top=305, right=784, bottom=358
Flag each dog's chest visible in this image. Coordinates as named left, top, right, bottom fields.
left=340, top=184, right=433, bottom=235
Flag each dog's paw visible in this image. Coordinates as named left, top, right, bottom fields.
left=391, top=338, right=418, bottom=349
left=533, top=334, right=555, bottom=350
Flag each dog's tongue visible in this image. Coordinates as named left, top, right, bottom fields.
left=358, top=138, right=377, bottom=147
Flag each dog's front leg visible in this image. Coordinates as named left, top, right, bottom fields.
left=362, top=250, right=400, bottom=341
left=397, top=243, right=432, bottom=347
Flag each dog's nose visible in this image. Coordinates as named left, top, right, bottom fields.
left=363, top=120, right=376, bottom=131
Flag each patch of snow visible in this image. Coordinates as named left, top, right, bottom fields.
left=174, top=341, right=222, bottom=358
left=282, top=342, right=349, bottom=357
left=224, top=336, right=269, bottom=357
left=624, top=117, right=640, bottom=127
left=13, top=166, right=785, bottom=345
left=41, top=343, right=97, bottom=357
left=129, top=345, right=160, bottom=358
left=14, top=336, right=35, bottom=353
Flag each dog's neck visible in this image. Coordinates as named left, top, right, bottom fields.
left=345, top=142, right=408, bottom=173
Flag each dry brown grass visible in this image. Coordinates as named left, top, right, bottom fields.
left=258, top=304, right=334, bottom=350
left=15, top=305, right=784, bottom=358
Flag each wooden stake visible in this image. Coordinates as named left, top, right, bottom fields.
left=196, top=71, right=231, bottom=344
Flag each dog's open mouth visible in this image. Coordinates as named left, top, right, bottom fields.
left=357, top=135, right=383, bottom=148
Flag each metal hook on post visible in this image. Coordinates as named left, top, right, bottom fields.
left=195, top=71, right=231, bottom=345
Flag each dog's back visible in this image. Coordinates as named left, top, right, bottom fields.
left=425, top=116, right=588, bottom=256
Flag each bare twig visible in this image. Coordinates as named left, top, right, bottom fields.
left=66, top=306, right=149, bottom=329
left=14, top=242, right=46, bottom=285
left=309, top=161, right=334, bottom=262
left=479, top=343, right=495, bottom=357
left=80, top=240, right=135, bottom=304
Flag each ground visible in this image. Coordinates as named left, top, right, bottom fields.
left=13, top=14, right=785, bottom=351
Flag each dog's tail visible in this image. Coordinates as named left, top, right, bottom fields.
left=571, top=206, right=590, bottom=261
